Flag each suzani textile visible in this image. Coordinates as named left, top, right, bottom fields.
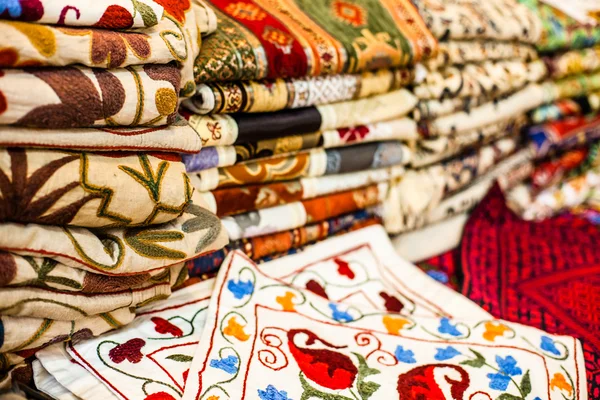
left=0, top=0, right=165, bottom=28
left=463, top=185, right=600, bottom=397
left=194, top=0, right=437, bottom=82
left=182, top=246, right=586, bottom=400
left=0, top=65, right=182, bottom=129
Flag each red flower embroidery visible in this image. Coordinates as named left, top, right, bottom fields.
left=108, top=338, right=145, bottom=364
left=153, top=0, right=190, bottom=23
left=183, top=369, right=189, bottom=384
left=379, top=292, right=404, bottom=312
left=397, top=364, right=470, bottom=399
left=334, top=258, right=355, bottom=280
left=305, top=280, right=328, bottom=299
left=287, top=329, right=357, bottom=390
left=151, top=317, right=183, bottom=337
left=144, top=392, right=176, bottom=400
left=337, top=125, right=370, bottom=143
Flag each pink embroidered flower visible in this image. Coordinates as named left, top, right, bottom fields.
left=337, top=125, right=370, bottom=143
left=151, top=317, right=183, bottom=337
left=108, top=338, right=145, bottom=364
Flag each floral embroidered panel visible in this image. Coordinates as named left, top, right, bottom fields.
left=36, top=280, right=215, bottom=400
left=182, top=250, right=587, bottom=400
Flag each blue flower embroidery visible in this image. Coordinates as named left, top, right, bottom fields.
left=0, top=0, right=22, bottom=17
left=434, top=346, right=461, bottom=361
left=258, top=385, right=292, bottom=400
left=209, top=355, right=238, bottom=375
left=487, top=355, right=523, bottom=391
left=487, top=372, right=512, bottom=391
left=328, top=303, right=353, bottom=322
left=437, top=317, right=462, bottom=336
left=426, top=270, right=449, bottom=284
left=540, top=336, right=561, bottom=356
left=394, top=345, right=416, bottom=364
left=227, top=278, right=254, bottom=300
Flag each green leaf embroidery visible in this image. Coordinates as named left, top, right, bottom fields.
left=497, top=393, right=522, bottom=400
left=299, top=373, right=354, bottom=400
left=520, top=370, right=531, bottom=397
left=460, top=349, right=486, bottom=368
left=353, top=353, right=381, bottom=400
left=166, top=354, right=193, bottom=362
left=132, top=0, right=158, bottom=27
left=119, top=155, right=168, bottom=203
left=124, top=228, right=186, bottom=259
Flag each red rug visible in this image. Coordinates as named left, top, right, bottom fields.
left=461, top=185, right=600, bottom=397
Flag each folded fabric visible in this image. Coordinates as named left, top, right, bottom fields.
left=0, top=0, right=164, bottom=28
left=0, top=64, right=181, bottom=129
left=0, top=263, right=186, bottom=320
left=414, top=60, right=547, bottom=100
left=190, top=141, right=411, bottom=191
left=182, top=249, right=586, bottom=400
left=0, top=306, right=136, bottom=361
left=0, top=115, right=203, bottom=153
left=0, top=192, right=227, bottom=276
left=187, top=209, right=379, bottom=275
left=549, top=71, right=600, bottom=100
left=425, top=40, right=539, bottom=71
left=0, top=148, right=193, bottom=228
left=384, top=137, right=519, bottom=233
left=184, top=89, right=417, bottom=146
left=412, top=115, right=527, bottom=167
left=200, top=166, right=404, bottom=217
left=35, top=280, right=215, bottom=400
left=183, top=118, right=418, bottom=173
left=531, top=144, right=595, bottom=190
left=419, top=84, right=548, bottom=136
left=383, top=149, right=533, bottom=233
left=529, top=113, right=600, bottom=158
left=414, top=0, right=542, bottom=42
left=519, top=0, right=600, bottom=52
left=34, top=358, right=104, bottom=400
left=1, top=17, right=187, bottom=69
left=462, top=185, right=600, bottom=396
left=222, top=184, right=386, bottom=240
left=35, top=347, right=116, bottom=400
left=413, top=93, right=499, bottom=121
left=0, top=251, right=187, bottom=293
left=510, top=166, right=600, bottom=220
left=183, top=69, right=413, bottom=114
left=194, top=0, right=436, bottom=83
left=530, top=94, right=599, bottom=124
left=544, top=46, right=600, bottom=79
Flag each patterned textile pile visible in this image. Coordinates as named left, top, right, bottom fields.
left=30, top=225, right=589, bottom=400
left=0, top=0, right=228, bottom=388
left=506, top=2, right=600, bottom=221
left=384, top=0, right=549, bottom=260
left=180, top=0, right=440, bottom=275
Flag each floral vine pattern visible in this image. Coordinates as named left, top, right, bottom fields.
left=183, top=251, right=585, bottom=400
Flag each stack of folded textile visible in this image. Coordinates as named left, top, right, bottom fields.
left=181, top=0, right=440, bottom=275
left=508, top=1, right=600, bottom=221
left=385, top=0, right=548, bottom=259
left=0, top=0, right=228, bottom=386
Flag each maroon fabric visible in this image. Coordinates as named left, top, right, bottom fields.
left=461, top=185, right=600, bottom=397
